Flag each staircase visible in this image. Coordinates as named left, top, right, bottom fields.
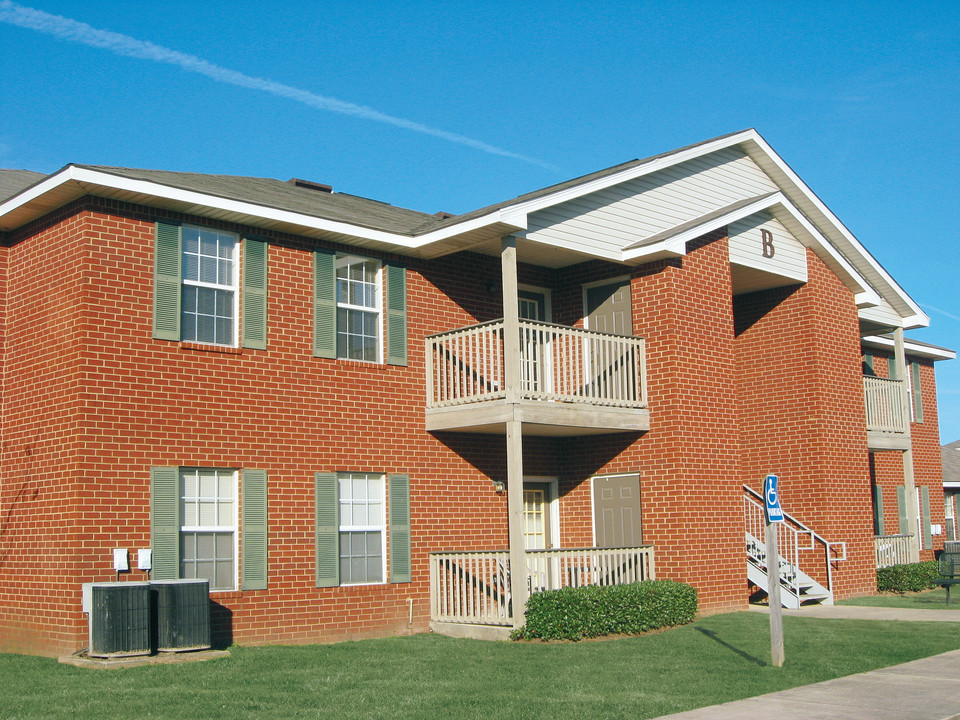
left=743, top=486, right=846, bottom=609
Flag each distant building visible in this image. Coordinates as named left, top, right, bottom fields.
left=944, top=440, right=960, bottom=540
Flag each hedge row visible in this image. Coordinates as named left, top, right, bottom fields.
left=512, top=579, right=697, bottom=641
left=877, top=561, right=941, bottom=593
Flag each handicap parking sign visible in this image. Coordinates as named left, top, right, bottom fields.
left=764, top=474, right=784, bottom=523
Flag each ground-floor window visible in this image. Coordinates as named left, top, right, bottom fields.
left=338, top=472, right=386, bottom=584
left=180, top=468, right=237, bottom=591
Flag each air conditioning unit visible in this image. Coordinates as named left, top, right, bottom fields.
left=152, top=579, right=211, bottom=652
left=81, top=582, right=152, bottom=658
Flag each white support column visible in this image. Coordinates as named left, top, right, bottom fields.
left=506, top=419, right=528, bottom=628
left=501, top=236, right=521, bottom=404
left=894, top=327, right=921, bottom=563
left=501, top=236, right=528, bottom=627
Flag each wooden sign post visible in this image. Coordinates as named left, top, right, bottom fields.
left=764, top=474, right=785, bottom=667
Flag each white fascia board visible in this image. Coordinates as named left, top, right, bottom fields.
left=412, top=210, right=527, bottom=248
left=0, top=166, right=77, bottom=216
left=621, top=192, right=787, bottom=263
left=742, top=133, right=926, bottom=325
left=1, top=166, right=526, bottom=251
left=861, top=334, right=955, bottom=361
left=770, top=195, right=876, bottom=303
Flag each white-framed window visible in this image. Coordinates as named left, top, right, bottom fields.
left=181, top=225, right=239, bottom=346
left=336, top=255, right=381, bottom=362
left=180, top=468, right=237, bottom=591
left=338, top=472, right=385, bottom=584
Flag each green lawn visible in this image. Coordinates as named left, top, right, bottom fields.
left=839, top=588, right=959, bottom=609
left=2, top=612, right=958, bottom=720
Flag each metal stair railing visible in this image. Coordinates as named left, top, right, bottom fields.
left=743, top=485, right=846, bottom=601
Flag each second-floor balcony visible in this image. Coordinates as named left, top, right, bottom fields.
left=863, top=375, right=910, bottom=450
left=425, top=319, right=649, bottom=436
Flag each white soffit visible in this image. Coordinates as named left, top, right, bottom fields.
left=861, top=334, right=955, bottom=361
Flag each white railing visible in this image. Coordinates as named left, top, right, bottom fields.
left=430, top=546, right=655, bottom=626
left=863, top=376, right=908, bottom=434
left=875, top=534, right=913, bottom=568
left=426, top=319, right=646, bottom=409
left=743, top=486, right=846, bottom=599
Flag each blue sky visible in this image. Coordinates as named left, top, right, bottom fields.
left=1, top=0, right=958, bottom=441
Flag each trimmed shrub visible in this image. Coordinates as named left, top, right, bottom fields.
left=877, top=561, right=941, bottom=593
left=512, top=579, right=697, bottom=641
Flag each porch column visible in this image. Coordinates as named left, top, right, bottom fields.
left=502, top=236, right=528, bottom=627
left=506, top=420, right=527, bottom=627
left=501, top=236, right=521, bottom=403
left=894, top=327, right=921, bottom=562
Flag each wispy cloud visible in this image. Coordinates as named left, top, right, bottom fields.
left=0, top=1, right=560, bottom=172
left=920, top=302, right=960, bottom=324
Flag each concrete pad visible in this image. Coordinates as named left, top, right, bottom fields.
left=59, top=648, right=230, bottom=669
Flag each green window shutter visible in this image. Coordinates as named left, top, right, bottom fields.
left=385, top=263, right=408, bottom=366
left=151, top=467, right=180, bottom=580
left=242, top=238, right=268, bottom=350
left=315, top=472, right=339, bottom=587
left=153, top=221, right=182, bottom=340
left=241, top=469, right=268, bottom=590
left=872, top=484, right=884, bottom=535
left=911, top=362, right=923, bottom=422
left=896, top=485, right=908, bottom=535
left=887, top=356, right=897, bottom=380
left=313, top=251, right=336, bottom=358
left=921, top=486, right=932, bottom=549
left=389, top=474, right=411, bottom=583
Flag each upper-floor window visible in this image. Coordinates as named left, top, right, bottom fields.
left=153, top=221, right=267, bottom=350
left=335, top=255, right=381, bottom=362
left=181, top=226, right=238, bottom=346
left=313, top=250, right=406, bottom=366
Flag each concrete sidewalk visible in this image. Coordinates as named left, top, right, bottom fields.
left=653, top=604, right=960, bottom=719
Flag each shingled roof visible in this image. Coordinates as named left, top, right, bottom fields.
left=0, top=169, right=46, bottom=203
left=945, top=440, right=960, bottom=485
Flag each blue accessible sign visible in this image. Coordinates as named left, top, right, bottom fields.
left=764, top=474, right=784, bottom=523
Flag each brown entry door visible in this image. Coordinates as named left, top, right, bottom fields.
left=585, top=279, right=632, bottom=335
left=593, top=474, right=642, bottom=547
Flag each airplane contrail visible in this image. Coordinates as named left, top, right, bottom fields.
left=0, top=1, right=560, bottom=172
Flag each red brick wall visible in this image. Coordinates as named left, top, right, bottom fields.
left=0, top=197, right=947, bottom=656
left=733, top=250, right=875, bottom=598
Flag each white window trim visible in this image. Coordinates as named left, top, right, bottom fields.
left=181, top=224, right=240, bottom=348
left=338, top=472, right=387, bottom=585
left=335, top=254, right=383, bottom=363
left=180, top=467, right=239, bottom=591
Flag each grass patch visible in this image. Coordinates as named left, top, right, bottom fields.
left=1, top=613, right=958, bottom=720
left=839, top=589, right=959, bottom=609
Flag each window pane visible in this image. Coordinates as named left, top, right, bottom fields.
left=199, top=471, right=216, bottom=498
left=198, top=532, right=216, bottom=555
left=215, top=560, right=234, bottom=590
left=217, top=500, right=234, bottom=526
left=182, top=534, right=197, bottom=560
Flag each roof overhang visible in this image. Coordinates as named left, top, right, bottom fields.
left=0, top=130, right=928, bottom=330
left=861, top=334, right=955, bottom=361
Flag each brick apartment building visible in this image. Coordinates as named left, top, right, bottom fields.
left=0, top=129, right=952, bottom=657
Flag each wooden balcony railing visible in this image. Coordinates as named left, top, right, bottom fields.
left=875, top=533, right=913, bottom=568
left=426, top=319, right=647, bottom=410
left=429, top=546, right=655, bottom=626
left=863, top=376, right=908, bottom=434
